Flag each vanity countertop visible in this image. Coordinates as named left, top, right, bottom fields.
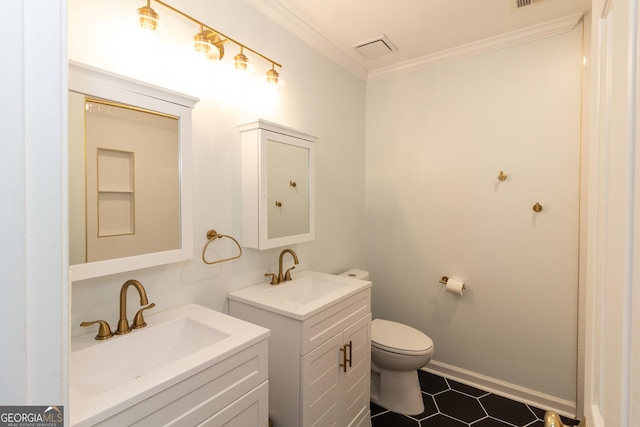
left=227, top=270, right=372, bottom=320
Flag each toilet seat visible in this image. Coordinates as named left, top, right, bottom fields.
left=371, top=319, right=433, bottom=356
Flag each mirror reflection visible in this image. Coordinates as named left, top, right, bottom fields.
left=69, top=93, right=181, bottom=265
left=267, top=140, right=310, bottom=239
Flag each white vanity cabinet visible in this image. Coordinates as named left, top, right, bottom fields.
left=70, top=304, right=270, bottom=427
left=239, top=120, right=316, bottom=250
left=229, top=287, right=371, bottom=427
left=80, top=341, right=269, bottom=427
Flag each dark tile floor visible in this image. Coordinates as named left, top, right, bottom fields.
left=371, top=371, right=580, bottom=427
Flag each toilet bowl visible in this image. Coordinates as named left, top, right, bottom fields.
left=339, top=270, right=434, bottom=416
left=370, top=319, right=433, bottom=415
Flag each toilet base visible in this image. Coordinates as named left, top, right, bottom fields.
left=370, top=366, right=424, bottom=416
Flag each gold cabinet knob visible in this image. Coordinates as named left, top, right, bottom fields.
left=498, top=171, right=507, bottom=181
left=533, top=202, right=543, bottom=212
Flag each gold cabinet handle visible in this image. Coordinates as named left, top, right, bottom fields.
left=340, top=341, right=353, bottom=373
left=340, top=344, right=348, bottom=372
left=533, top=202, right=543, bottom=212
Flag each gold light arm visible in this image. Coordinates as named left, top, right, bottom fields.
left=151, top=0, right=282, bottom=69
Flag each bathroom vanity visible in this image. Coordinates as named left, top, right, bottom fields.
left=70, top=304, right=269, bottom=426
left=228, top=271, right=372, bottom=427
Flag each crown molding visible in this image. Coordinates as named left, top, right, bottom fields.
left=246, top=1, right=583, bottom=83
left=367, top=12, right=584, bottom=82
left=245, top=0, right=369, bottom=81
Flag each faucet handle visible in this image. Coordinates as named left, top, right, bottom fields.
left=264, top=273, right=279, bottom=285
left=80, top=320, right=114, bottom=340
left=284, top=266, right=296, bottom=281
left=131, top=303, right=156, bottom=329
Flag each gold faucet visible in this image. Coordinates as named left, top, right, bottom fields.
left=278, top=249, right=299, bottom=283
left=115, top=279, right=153, bottom=335
left=264, top=249, right=300, bottom=285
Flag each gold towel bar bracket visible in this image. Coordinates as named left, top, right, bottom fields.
left=202, top=229, right=243, bottom=265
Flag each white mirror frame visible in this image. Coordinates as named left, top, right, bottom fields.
left=68, top=61, right=199, bottom=281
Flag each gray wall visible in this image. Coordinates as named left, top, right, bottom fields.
left=365, top=26, right=582, bottom=403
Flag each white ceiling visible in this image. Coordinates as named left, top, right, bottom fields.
left=247, top=0, right=592, bottom=81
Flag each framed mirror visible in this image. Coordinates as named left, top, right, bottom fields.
left=240, top=120, right=316, bottom=250
left=69, top=62, right=198, bottom=281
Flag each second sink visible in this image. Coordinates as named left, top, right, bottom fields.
left=228, top=270, right=372, bottom=320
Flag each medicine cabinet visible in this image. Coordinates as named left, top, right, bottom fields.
left=240, top=120, right=316, bottom=250
left=69, top=61, right=198, bottom=281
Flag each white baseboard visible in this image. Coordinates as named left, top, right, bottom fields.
left=424, top=360, right=577, bottom=419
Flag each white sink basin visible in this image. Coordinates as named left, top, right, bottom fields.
left=228, top=270, right=372, bottom=320
left=71, top=317, right=229, bottom=398
left=70, top=303, right=269, bottom=427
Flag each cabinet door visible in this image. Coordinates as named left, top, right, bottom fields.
left=341, top=314, right=371, bottom=427
left=301, top=332, right=343, bottom=427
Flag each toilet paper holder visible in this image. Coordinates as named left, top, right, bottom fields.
left=439, top=276, right=466, bottom=291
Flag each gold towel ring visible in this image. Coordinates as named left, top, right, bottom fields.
left=202, top=229, right=243, bottom=265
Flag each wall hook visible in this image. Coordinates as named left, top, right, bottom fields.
left=533, top=202, right=543, bottom=212
left=498, top=171, right=507, bottom=181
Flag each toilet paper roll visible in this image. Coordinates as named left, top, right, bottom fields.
left=445, top=277, right=465, bottom=295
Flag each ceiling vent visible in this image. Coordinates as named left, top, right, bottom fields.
left=353, top=35, right=397, bottom=59
left=515, top=0, right=547, bottom=9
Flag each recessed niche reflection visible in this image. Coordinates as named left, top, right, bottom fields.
left=69, top=95, right=180, bottom=264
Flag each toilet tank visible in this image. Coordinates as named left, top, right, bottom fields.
left=339, top=269, right=370, bottom=281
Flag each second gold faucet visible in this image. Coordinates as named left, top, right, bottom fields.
left=265, top=249, right=299, bottom=285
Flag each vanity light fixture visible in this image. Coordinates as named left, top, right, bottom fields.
left=193, top=26, right=224, bottom=60
left=234, top=46, right=249, bottom=71
left=266, top=64, right=279, bottom=84
left=137, top=0, right=159, bottom=31
left=135, top=0, right=282, bottom=84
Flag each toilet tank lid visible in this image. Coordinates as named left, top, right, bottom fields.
left=339, top=269, right=369, bottom=281
left=371, top=319, right=433, bottom=352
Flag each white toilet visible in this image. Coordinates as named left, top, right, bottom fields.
left=340, top=270, right=434, bottom=416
